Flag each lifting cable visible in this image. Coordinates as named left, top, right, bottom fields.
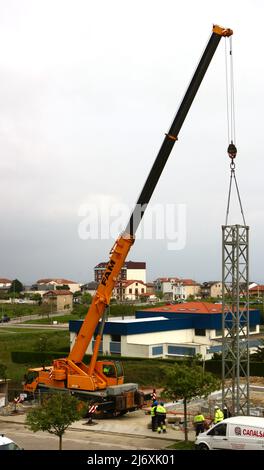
left=224, top=36, right=246, bottom=226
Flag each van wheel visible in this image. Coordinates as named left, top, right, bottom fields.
left=198, top=443, right=209, bottom=450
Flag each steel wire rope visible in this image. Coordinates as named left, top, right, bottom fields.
left=224, top=37, right=246, bottom=226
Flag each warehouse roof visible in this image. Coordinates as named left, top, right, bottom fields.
left=144, top=301, right=223, bottom=314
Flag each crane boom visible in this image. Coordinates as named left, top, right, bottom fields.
left=69, top=24, right=232, bottom=364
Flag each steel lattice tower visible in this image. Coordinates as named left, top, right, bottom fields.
left=222, top=224, right=250, bottom=415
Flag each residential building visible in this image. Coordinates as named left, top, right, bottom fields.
left=173, top=279, right=200, bottom=300
left=146, top=282, right=155, bottom=295
left=200, top=281, right=223, bottom=298
left=249, top=285, right=264, bottom=298
left=81, top=281, right=99, bottom=297
left=94, top=261, right=146, bottom=284
left=153, top=277, right=180, bottom=299
left=43, top=290, right=73, bottom=312
left=0, top=279, right=12, bottom=292
left=114, top=280, right=146, bottom=301
left=34, top=278, right=81, bottom=294
left=69, top=301, right=260, bottom=360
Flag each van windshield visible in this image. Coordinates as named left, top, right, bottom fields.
left=0, top=442, right=21, bottom=450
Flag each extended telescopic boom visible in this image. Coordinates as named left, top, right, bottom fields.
left=69, top=24, right=233, bottom=365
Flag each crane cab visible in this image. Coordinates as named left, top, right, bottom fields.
left=95, top=360, right=124, bottom=386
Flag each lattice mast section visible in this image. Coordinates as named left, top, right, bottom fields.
left=222, top=225, right=249, bottom=415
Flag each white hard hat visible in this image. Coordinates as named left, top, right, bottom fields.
left=214, top=405, right=219, bottom=409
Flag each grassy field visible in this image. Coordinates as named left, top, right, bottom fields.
left=25, top=314, right=76, bottom=324
left=0, top=328, right=70, bottom=383
left=0, top=326, right=171, bottom=392
left=0, top=303, right=40, bottom=318
left=167, top=441, right=195, bottom=450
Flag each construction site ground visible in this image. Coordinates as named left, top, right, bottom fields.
left=1, top=379, right=264, bottom=450
left=0, top=407, right=192, bottom=450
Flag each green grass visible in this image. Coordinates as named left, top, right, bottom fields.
left=0, top=303, right=40, bottom=318
left=25, top=314, right=75, bottom=324
left=167, top=441, right=195, bottom=450
left=0, top=328, right=70, bottom=382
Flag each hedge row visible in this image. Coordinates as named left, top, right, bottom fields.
left=11, top=351, right=186, bottom=366
left=204, top=360, right=264, bottom=377
left=11, top=351, right=67, bottom=364
left=11, top=351, right=264, bottom=377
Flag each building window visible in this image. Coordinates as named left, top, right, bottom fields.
left=110, top=342, right=121, bottom=354
left=167, top=345, right=196, bottom=356
left=129, top=288, right=132, bottom=294
left=111, top=334, right=121, bottom=342
left=195, top=328, right=206, bottom=336
left=249, top=324, right=256, bottom=332
left=152, top=346, right=163, bottom=356
left=141, top=288, right=144, bottom=293
left=215, top=329, right=222, bottom=337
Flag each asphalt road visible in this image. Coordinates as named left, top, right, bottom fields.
left=1, top=422, right=174, bottom=451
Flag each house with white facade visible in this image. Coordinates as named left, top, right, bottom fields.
left=114, top=280, right=146, bottom=301
left=0, top=278, right=12, bottom=292
left=34, top=278, right=81, bottom=294
left=153, top=277, right=179, bottom=299
left=69, top=302, right=260, bottom=361
left=173, top=279, right=200, bottom=300
left=94, top=261, right=146, bottom=284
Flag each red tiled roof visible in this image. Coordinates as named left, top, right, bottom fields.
left=43, top=290, right=73, bottom=296
left=144, top=301, right=223, bottom=314
left=0, top=278, right=12, bottom=283
left=155, top=277, right=180, bottom=282
left=179, top=279, right=199, bottom=286
left=37, top=278, right=78, bottom=285
left=115, top=280, right=146, bottom=287
left=249, top=285, right=264, bottom=292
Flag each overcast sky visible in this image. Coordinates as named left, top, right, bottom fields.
left=0, top=0, right=263, bottom=284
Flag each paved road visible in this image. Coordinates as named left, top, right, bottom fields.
left=1, top=421, right=174, bottom=451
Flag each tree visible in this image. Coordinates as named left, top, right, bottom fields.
left=155, top=291, right=163, bottom=300
left=55, top=285, right=70, bottom=291
left=81, top=293, right=92, bottom=304
left=162, top=362, right=220, bottom=442
left=9, top=279, right=23, bottom=295
left=0, top=363, right=7, bottom=381
left=26, top=393, right=83, bottom=450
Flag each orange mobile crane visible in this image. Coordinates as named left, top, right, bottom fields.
left=24, top=25, right=232, bottom=416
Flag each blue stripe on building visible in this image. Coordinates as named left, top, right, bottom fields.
left=69, top=309, right=260, bottom=336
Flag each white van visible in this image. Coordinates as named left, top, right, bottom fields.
left=195, top=416, right=264, bottom=450
left=0, top=434, right=22, bottom=450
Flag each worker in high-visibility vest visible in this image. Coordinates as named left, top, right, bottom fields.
left=213, top=405, right=224, bottom=424
left=193, top=413, right=205, bottom=436
left=150, top=400, right=158, bottom=432
left=156, top=402, right=166, bottom=434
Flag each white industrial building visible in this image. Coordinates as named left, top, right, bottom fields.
left=69, top=302, right=261, bottom=361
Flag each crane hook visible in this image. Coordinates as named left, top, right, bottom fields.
left=227, top=142, right=237, bottom=159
